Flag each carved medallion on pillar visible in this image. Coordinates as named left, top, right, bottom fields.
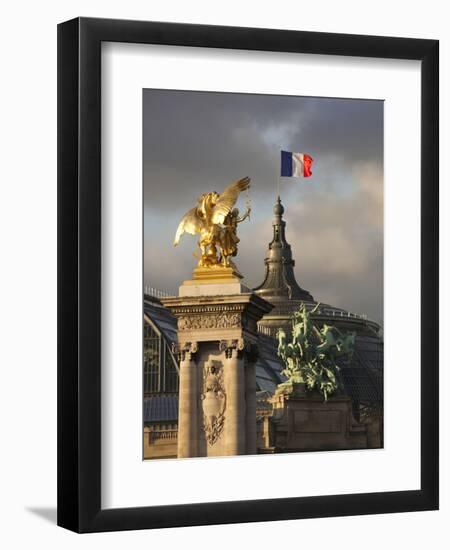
left=201, top=362, right=226, bottom=446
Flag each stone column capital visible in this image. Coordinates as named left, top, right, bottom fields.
left=219, top=339, right=241, bottom=359
left=219, top=339, right=258, bottom=361
left=173, top=341, right=198, bottom=362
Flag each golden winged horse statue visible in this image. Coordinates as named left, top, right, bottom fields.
left=174, top=176, right=251, bottom=270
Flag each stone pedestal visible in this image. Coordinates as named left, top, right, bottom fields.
left=162, top=285, right=271, bottom=458
left=264, top=392, right=368, bottom=452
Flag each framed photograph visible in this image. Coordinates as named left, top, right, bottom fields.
left=57, top=17, right=439, bottom=533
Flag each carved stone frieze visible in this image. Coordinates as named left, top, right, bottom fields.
left=178, top=312, right=241, bottom=331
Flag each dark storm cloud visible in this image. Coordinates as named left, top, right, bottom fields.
left=143, top=91, right=382, bottom=206
left=143, top=89, right=383, bottom=323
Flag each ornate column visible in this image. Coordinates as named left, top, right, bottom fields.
left=222, top=340, right=246, bottom=456
left=175, top=342, right=198, bottom=458
left=244, top=344, right=259, bottom=455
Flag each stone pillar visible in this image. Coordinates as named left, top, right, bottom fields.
left=223, top=345, right=246, bottom=455
left=162, top=291, right=273, bottom=459
left=245, top=360, right=257, bottom=454
left=176, top=342, right=198, bottom=458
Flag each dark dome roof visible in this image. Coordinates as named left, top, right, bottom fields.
left=251, top=197, right=383, bottom=408
left=254, top=197, right=313, bottom=302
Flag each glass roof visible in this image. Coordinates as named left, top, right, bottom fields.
left=143, top=297, right=383, bottom=422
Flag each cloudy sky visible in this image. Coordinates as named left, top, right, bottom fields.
left=143, top=89, right=383, bottom=324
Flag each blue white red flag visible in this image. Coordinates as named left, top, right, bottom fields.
left=281, top=151, right=313, bottom=178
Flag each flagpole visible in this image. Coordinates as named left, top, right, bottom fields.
left=277, top=145, right=281, bottom=200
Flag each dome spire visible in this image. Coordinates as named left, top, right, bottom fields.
left=253, top=197, right=313, bottom=302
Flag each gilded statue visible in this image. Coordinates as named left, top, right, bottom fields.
left=174, top=176, right=251, bottom=268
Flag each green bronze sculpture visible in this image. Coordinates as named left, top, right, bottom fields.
left=276, top=303, right=356, bottom=400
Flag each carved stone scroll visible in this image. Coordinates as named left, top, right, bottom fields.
left=172, top=341, right=198, bottom=362
left=219, top=339, right=259, bottom=362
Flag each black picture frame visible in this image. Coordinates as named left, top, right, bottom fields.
left=57, top=17, right=439, bottom=533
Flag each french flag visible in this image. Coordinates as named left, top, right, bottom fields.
left=281, top=150, right=314, bottom=178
